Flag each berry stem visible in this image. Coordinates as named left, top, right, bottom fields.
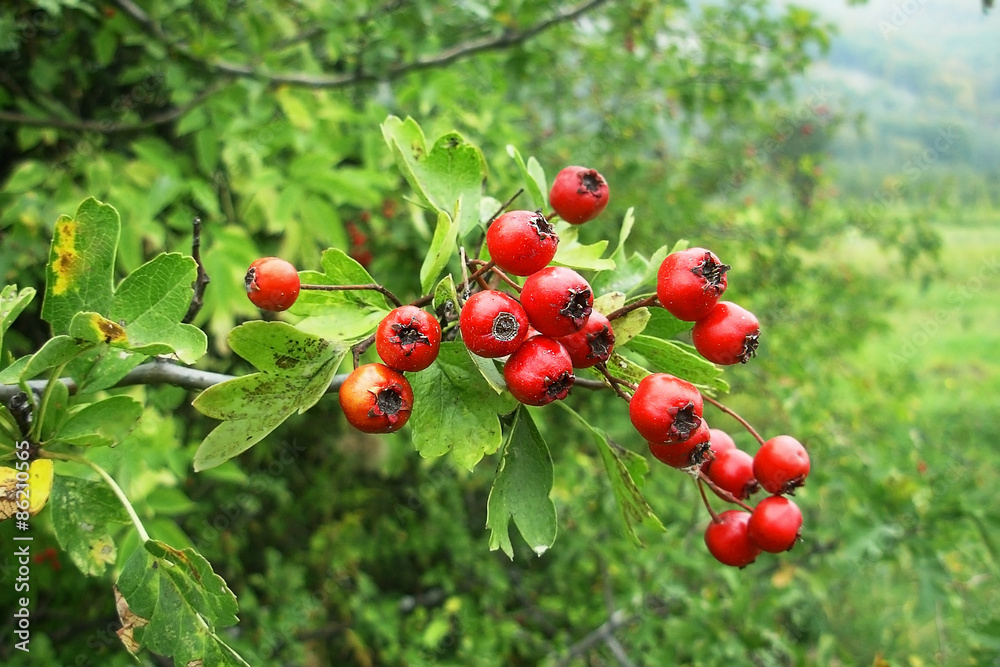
left=605, top=295, right=658, bottom=322
left=698, top=471, right=755, bottom=512
left=595, top=362, right=634, bottom=402
left=702, top=395, right=766, bottom=447
left=301, top=283, right=404, bottom=308
left=351, top=334, right=376, bottom=369
left=696, top=478, right=720, bottom=523
left=467, top=259, right=521, bottom=292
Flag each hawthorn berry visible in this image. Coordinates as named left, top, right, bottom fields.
left=245, top=257, right=300, bottom=311
left=753, top=435, right=810, bottom=495
left=375, top=305, right=442, bottom=372
left=648, top=420, right=711, bottom=469
left=556, top=310, right=615, bottom=368
left=459, top=290, right=529, bottom=358
left=338, top=363, right=414, bottom=434
left=502, top=336, right=575, bottom=406
left=629, top=373, right=703, bottom=445
left=704, top=510, right=761, bottom=568
left=691, top=301, right=760, bottom=365
left=486, top=210, right=559, bottom=276
left=702, top=428, right=736, bottom=474
left=520, top=266, right=593, bottom=337
left=706, top=448, right=759, bottom=501
left=548, top=166, right=610, bottom=224
left=656, top=248, right=731, bottom=322
left=747, top=495, right=803, bottom=553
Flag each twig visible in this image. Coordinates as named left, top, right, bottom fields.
left=703, top=394, right=766, bottom=446
left=184, top=217, right=211, bottom=323
left=697, top=470, right=755, bottom=512
left=595, top=362, right=632, bottom=402
left=605, top=295, right=658, bottom=322
left=553, top=609, right=637, bottom=667
left=696, top=478, right=720, bottom=522
left=300, top=283, right=403, bottom=308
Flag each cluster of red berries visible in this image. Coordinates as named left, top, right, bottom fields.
left=242, top=163, right=810, bottom=568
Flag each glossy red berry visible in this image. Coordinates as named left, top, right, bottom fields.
left=656, top=248, right=731, bottom=322
left=338, top=363, right=414, bottom=434
left=648, top=420, right=711, bottom=469
left=502, top=336, right=575, bottom=406
left=375, top=306, right=442, bottom=372
left=556, top=310, right=615, bottom=368
left=486, top=210, right=559, bottom=276
left=707, top=448, right=759, bottom=501
left=520, top=266, right=593, bottom=337
left=459, top=290, right=529, bottom=358
left=629, top=373, right=704, bottom=445
left=245, top=257, right=300, bottom=311
left=754, top=435, right=810, bottom=495
left=704, top=510, right=761, bottom=568
left=548, top=166, right=610, bottom=224
left=747, top=495, right=803, bottom=553
left=702, top=428, right=736, bottom=474
left=691, top=301, right=760, bottom=365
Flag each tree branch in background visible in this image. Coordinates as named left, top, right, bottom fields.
left=184, top=217, right=211, bottom=324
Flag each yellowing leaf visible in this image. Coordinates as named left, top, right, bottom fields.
left=0, top=459, right=55, bottom=521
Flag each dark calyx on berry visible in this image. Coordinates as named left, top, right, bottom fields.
left=244, top=267, right=258, bottom=291
left=371, top=386, right=406, bottom=422
left=586, top=326, right=614, bottom=361
left=545, top=371, right=575, bottom=401
left=560, top=287, right=593, bottom=326
left=690, top=252, right=731, bottom=294
left=491, top=312, right=521, bottom=342
left=669, top=403, right=701, bottom=440
left=739, top=332, right=760, bottom=363
left=391, top=319, right=430, bottom=354
left=529, top=211, right=557, bottom=239
left=579, top=170, right=605, bottom=195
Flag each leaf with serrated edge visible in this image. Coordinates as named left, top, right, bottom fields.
left=41, top=198, right=119, bottom=335
left=558, top=403, right=665, bottom=546
left=407, top=343, right=514, bottom=469
left=623, top=334, right=729, bottom=394
left=110, top=253, right=207, bottom=364
left=486, top=408, right=558, bottom=559
left=50, top=474, right=131, bottom=576
left=115, top=539, right=250, bottom=666
left=57, top=395, right=143, bottom=447
left=0, top=285, right=36, bottom=351
left=192, top=322, right=345, bottom=470
left=506, top=145, right=546, bottom=210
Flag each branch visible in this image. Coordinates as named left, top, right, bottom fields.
left=112, top=0, right=613, bottom=89
left=553, top=609, right=637, bottom=667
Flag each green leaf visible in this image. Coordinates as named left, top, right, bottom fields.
left=41, top=198, right=120, bottom=335
left=407, top=342, right=516, bottom=470
left=68, top=312, right=127, bottom=346
left=599, top=352, right=652, bottom=388
left=57, top=395, right=143, bottom=447
left=1, top=160, right=48, bottom=193
left=558, top=403, right=665, bottom=546
left=432, top=274, right=460, bottom=317
left=115, top=539, right=249, bottom=666
left=420, top=211, right=457, bottom=294
left=68, top=347, right=144, bottom=393
left=0, top=285, right=36, bottom=352
left=20, top=335, right=90, bottom=380
left=506, top=145, right=546, bottom=210
left=552, top=223, right=615, bottom=271
left=381, top=116, right=487, bottom=236
left=609, top=307, right=651, bottom=348
left=641, top=307, right=691, bottom=340
left=293, top=248, right=389, bottom=342
left=623, top=334, right=729, bottom=394
left=485, top=408, right=558, bottom=559
left=110, top=253, right=207, bottom=364
left=192, top=322, right=345, bottom=471
left=50, top=474, right=131, bottom=576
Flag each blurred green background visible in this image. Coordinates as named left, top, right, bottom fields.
left=1, top=0, right=998, bottom=664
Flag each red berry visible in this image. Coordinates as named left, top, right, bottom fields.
left=375, top=306, right=442, bottom=372
left=338, top=363, right=414, bottom=433
left=459, top=290, right=529, bottom=358
left=486, top=210, right=559, bottom=276
left=520, top=266, right=593, bottom=337
left=754, top=435, right=810, bottom=495
left=691, top=301, right=760, bottom=365
left=707, top=448, right=759, bottom=501
left=704, top=510, right=760, bottom=568
left=747, top=495, right=803, bottom=552
left=502, top=336, right=575, bottom=406
left=556, top=310, right=615, bottom=368
left=245, top=257, right=300, bottom=311
left=548, top=166, right=610, bottom=224
left=628, top=373, right=703, bottom=445
left=648, top=420, right=711, bottom=468
left=656, top=248, right=731, bottom=321
left=702, top=428, right=737, bottom=474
